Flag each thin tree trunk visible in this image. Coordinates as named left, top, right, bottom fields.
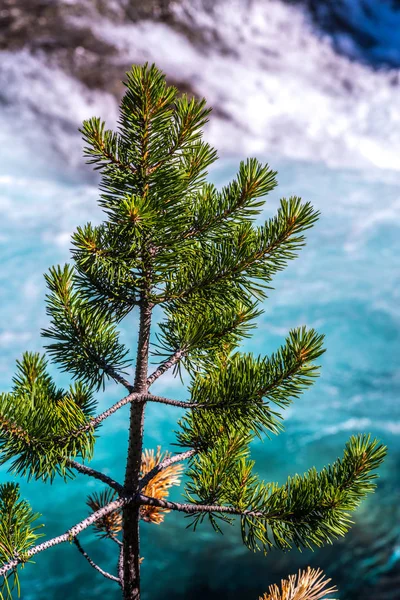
left=122, top=299, right=152, bottom=599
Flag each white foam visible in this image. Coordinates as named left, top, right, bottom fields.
left=87, top=0, right=400, bottom=170
left=1, top=1, right=400, bottom=173
left=306, top=418, right=400, bottom=442
left=0, top=50, right=118, bottom=172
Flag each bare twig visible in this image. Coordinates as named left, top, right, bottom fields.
left=112, top=537, right=123, bottom=547
left=147, top=349, right=186, bottom=387
left=101, top=363, right=134, bottom=393
left=67, top=459, right=123, bottom=493
left=62, top=391, right=187, bottom=440
left=0, top=495, right=128, bottom=577
left=73, top=538, right=120, bottom=583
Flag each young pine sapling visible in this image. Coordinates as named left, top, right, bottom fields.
left=0, top=64, right=386, bottom=600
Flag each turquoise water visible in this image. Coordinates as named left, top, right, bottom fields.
left=0, top=155, right=399, bottom=599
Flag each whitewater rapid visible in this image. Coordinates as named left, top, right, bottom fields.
left=1, top=0, right=400, bottom=172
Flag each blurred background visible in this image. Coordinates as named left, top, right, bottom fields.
left=0, top=0, right=400, bottom=598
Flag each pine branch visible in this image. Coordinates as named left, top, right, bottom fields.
left=0, top=496, right=127, bottom=578
left=181, top=159, right=277, bottom=240
left=258, top=327, right=324, bottom=407
left=145, top=396, right=197, bottom=409
left=71, top=222, right=141, bottom=321
left=80, top=117, right=135, bottom=175
left=42, top=264, right=131, bottom=391
left=0, top=437, right=383, bottom=582
left=0, top=484, right=43, bottom=597
left=102, top=365, right=134, bottom=393
left=138, top=494, right=264, bottom=516
left=113, top=537, right=123, bottom=547
left=57, top=392, right=184, bottom=441
left=73, top=391, right=139, bottom=433
left=0, top=355, right=96, bottom=480
left=162, top=198, right=319, bottom=304
left=73, top=538, right=120, bottom=583
left=240, top=434, right=387, bottom=552
left=175, top=327, right=325, bottom=453
left=153, top=298, right=262, bottom=375
left=182, top=433, right=256, bottom=532
left=178, top=434, right=386, bottom=548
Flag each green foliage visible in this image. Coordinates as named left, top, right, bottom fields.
left=71, top=222, right=141, bottom=320
left=182, top=158, right=278, bottom=239
left=42, top=264, right=131, bottom=389
left=176, top=327, right=325, bottom=448
left=0, top=483, right=43, bottom=599
left=160, top=197, right=319, bottom=304
left=240, top=434, right=386, bottom=553
left=0, top=353, right=95, bottom=480
left=154, top=297, right=263, bottom=376
left=184, top=433, right=255, bottom=532
left=184, top=435, right=386, bottom=553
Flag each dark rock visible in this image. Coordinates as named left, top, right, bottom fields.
left=0, top=0, right=185, bottom=94
left=0, top=0, right=240, bottom=98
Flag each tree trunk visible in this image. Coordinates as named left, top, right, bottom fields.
left=122, top=300, right=152, bottom=599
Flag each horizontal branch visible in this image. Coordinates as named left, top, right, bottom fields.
left=67, top=459, right=123, bottom=493
left=65, top=391, right=187, bottom=440
left=138, top=494, right=264, bottom=518
left=54, top=392, right=137, bottom=445
left=147, top=349, right=186, bottom=387
left=145, top=395, right=197, bottom=409
left=147, top=396, right=284, bottom=411
left=0, top=481, right=256, bottom=578
left=74, top=538, right=120, bottom=583
left=56, top=389, right=190, bottom=453
left=87, top=392, right=139, bottom=429
left=163, top=214, right=305, bottom=304
left=0, top=496, right=127, bottom=577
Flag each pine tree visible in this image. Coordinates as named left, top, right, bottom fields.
left=0, top=64, right=386, bottom=600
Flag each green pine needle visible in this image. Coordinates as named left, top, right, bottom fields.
left=0, top=353, right=95, bottom=481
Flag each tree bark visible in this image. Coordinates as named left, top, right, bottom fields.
left=122, top=299, right=152, bottom=599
